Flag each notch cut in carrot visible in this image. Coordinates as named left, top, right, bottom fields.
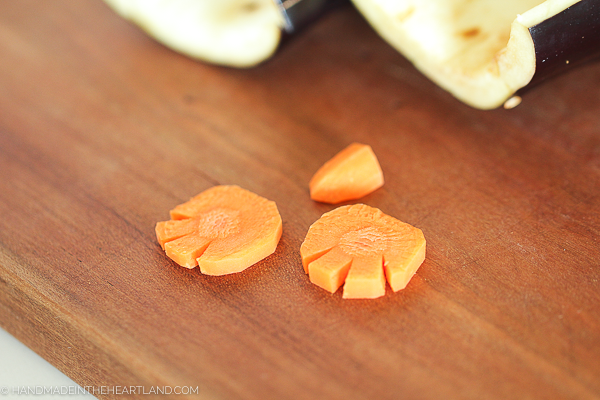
left=156, top=185, right=282, bottom=276
left=309, top=143, right=384, bottom=204
left=300, top=204, right=425, bottom=299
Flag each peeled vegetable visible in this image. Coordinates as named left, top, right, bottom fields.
left=104, top=0, right=285, bottom=68
left=351, top=0, right=600, bottom=109
left=103, top=0, right=345, bottom=68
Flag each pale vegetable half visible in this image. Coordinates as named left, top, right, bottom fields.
left=351, top=0, right=598, bottom=109
left=104, top=0, right=285, bottom=68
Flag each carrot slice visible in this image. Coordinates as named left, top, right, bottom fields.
left=300, top=204, right=426, bottom=299
left=309, top=143, right=384, bottom=204
left=156, top=185, right=282, bottom=275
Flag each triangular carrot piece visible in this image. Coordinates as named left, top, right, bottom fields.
left=309, top=143, right=384, bottom=204
left=156, top=185, right=282, bottom=275
left=300, top=204, right=426, bottom=299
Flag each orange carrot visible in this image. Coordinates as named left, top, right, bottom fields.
left=309, top=143, right=384, bottom=204
left=300, top=204, right=425, bottom=299
left=156, top=185, right=282, bottom=275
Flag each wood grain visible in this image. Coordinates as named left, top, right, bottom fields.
left=1, top=1, right=599, bottom=399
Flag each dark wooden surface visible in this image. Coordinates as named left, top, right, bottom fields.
left=1, top=1, right=599, bottom=399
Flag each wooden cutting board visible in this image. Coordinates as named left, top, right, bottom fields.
left=1, top=1, right=599, bottom=399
